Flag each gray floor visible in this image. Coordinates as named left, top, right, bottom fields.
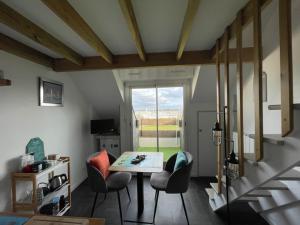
left=67, top=177, right=269, bottom=225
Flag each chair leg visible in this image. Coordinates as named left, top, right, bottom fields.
left=91, top=192, right=99, bottom=217
left=152, top=190, right=159, bottom=224
left=117, top=191, right=124, bottom=225
left=180, top=193, right=190, bottom=225
left=125, top=186, right=131, bottom=202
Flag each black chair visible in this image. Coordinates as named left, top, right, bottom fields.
left=86, top=152, right=131, bottom=225
left=150, top=152, right=193, bottom=225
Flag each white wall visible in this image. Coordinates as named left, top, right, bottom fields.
left=243, top=0, right=300, bottom=135
left=0, top=52, right=97, bottom=211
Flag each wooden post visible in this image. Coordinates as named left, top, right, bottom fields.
left=216, top=39, right=222, bottom=194
left=216, top=41, right=221, bottom=123
left=32, top=175, right=37, bottom=213
left=224, top=28, right=230, bottom=156
left=67, top=158, right=71, bottom=208
left=253, top=0, right=263, bottom=161
left=279, top=0, right=293, bottom=137
left=236, top=11, right=244, bottom=176
left=11, top=175, right=16, bottom=212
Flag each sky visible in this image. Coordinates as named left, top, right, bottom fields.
left=132, top=87, right=183, bottom=111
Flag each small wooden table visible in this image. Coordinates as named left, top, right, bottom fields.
left=109, top=152, right=163, bottom=219
left=0, top=212, right=105, bottom=225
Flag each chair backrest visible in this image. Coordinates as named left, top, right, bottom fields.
left=86, top=151, right=117, bottom=193
left=166, top=152, right=193, bottom=194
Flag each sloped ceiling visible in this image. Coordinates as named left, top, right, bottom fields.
left=69, top=70, right=123, bottom=120
left=192, top=65, right=217, bottom=103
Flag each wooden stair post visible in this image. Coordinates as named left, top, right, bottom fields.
left=253, top=0, right=263, bottom=161
left=279, top=0, right=293, bottom=137
left=236, top=10, right=244, bottom=176
left=216, top=39, right=222, bottom=194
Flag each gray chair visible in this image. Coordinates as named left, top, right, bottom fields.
left=150, top=152, right=193, bottom=225
left=86, top=152, right=131, bottom=224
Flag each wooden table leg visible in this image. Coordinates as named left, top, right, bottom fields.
left=137, top=172, right=144, bottom=216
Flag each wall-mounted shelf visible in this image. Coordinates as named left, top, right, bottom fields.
left=0, top=79, right=11, bottom=86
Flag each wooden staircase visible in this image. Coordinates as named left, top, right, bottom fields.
left=205, top=166, right=300, bottom=211
left=206, top=108, right=300, bottom=213
left=209, top=0, right=299, bottom=224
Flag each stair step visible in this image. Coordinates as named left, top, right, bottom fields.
left=247, top=134, right=284, bottom=145
left=244, top=153, right=258, bottom=165
left=268, top=103, right=300, bottom=110
left=294, top=166, right=300, bottom=172
left=209, top=198, right=217, bottom=211
left=249, top=201, right=263, bottom=213
left=275, top=169, right=300, bottom=181
left=205, top=188, right=215, bottom=200
left=210, top=183, right=219, bottom=194
left=238, top=197, right=259, bottom=203
left=245, top=190, right=272, bottom=198
left=249, top=198, right=300, bottom=214
left=257, top=181, right=289, bottom=190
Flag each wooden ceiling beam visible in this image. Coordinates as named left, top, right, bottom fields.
left=119, top=0, right=146, bottom=62
left=211, top=0, right=272, bottom=58
left=0, top=33, right=54, bottom=68
left=0, top=1, right=83, bottom=65
left=176, top=0, right=201, bottom=61
left=53, top=48, right=253, bottom=72
left=42, top=0, right=112, bottom=64
left=54, top=50, right=211, bottom=71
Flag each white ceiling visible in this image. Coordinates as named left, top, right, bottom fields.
left=0, top=0, right=248, bottom=58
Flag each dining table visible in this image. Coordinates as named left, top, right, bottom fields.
left=109, top=151, right=163, bottom=223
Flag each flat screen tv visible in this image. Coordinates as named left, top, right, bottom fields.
left=91, top=119, right=115, bottom=134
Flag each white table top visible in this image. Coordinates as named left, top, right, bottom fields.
left=109, top=152, right=164, bottom=173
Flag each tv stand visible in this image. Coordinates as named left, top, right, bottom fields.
left=100, top=131, right=118, bottom=136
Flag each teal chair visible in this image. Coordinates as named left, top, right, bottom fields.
left=150, top=152, right=193, bottom=225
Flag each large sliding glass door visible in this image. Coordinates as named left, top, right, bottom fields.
left=131, top=86, right=184, bottom=161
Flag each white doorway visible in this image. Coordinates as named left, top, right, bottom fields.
left=197, top=111, right=217, bottom=176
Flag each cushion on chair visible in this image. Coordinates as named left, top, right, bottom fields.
left=89, top=149, right=110, bottom=179
left=106, top=172, right=131, bottom=191
left=173, top=151, right=187, bottom=171
left=150, top=171, right=171, bottom=191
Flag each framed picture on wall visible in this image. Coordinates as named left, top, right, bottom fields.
left=39, top=77, right=64, bottom=106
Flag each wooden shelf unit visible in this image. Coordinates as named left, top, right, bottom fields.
left=0, top=79, right=11, bottom=86
left=11, top=157, right=71, bottom=215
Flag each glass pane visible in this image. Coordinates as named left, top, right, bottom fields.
left=132, top=88, right=158, bottom=153
left=157, top=87, right=184, bottom=161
